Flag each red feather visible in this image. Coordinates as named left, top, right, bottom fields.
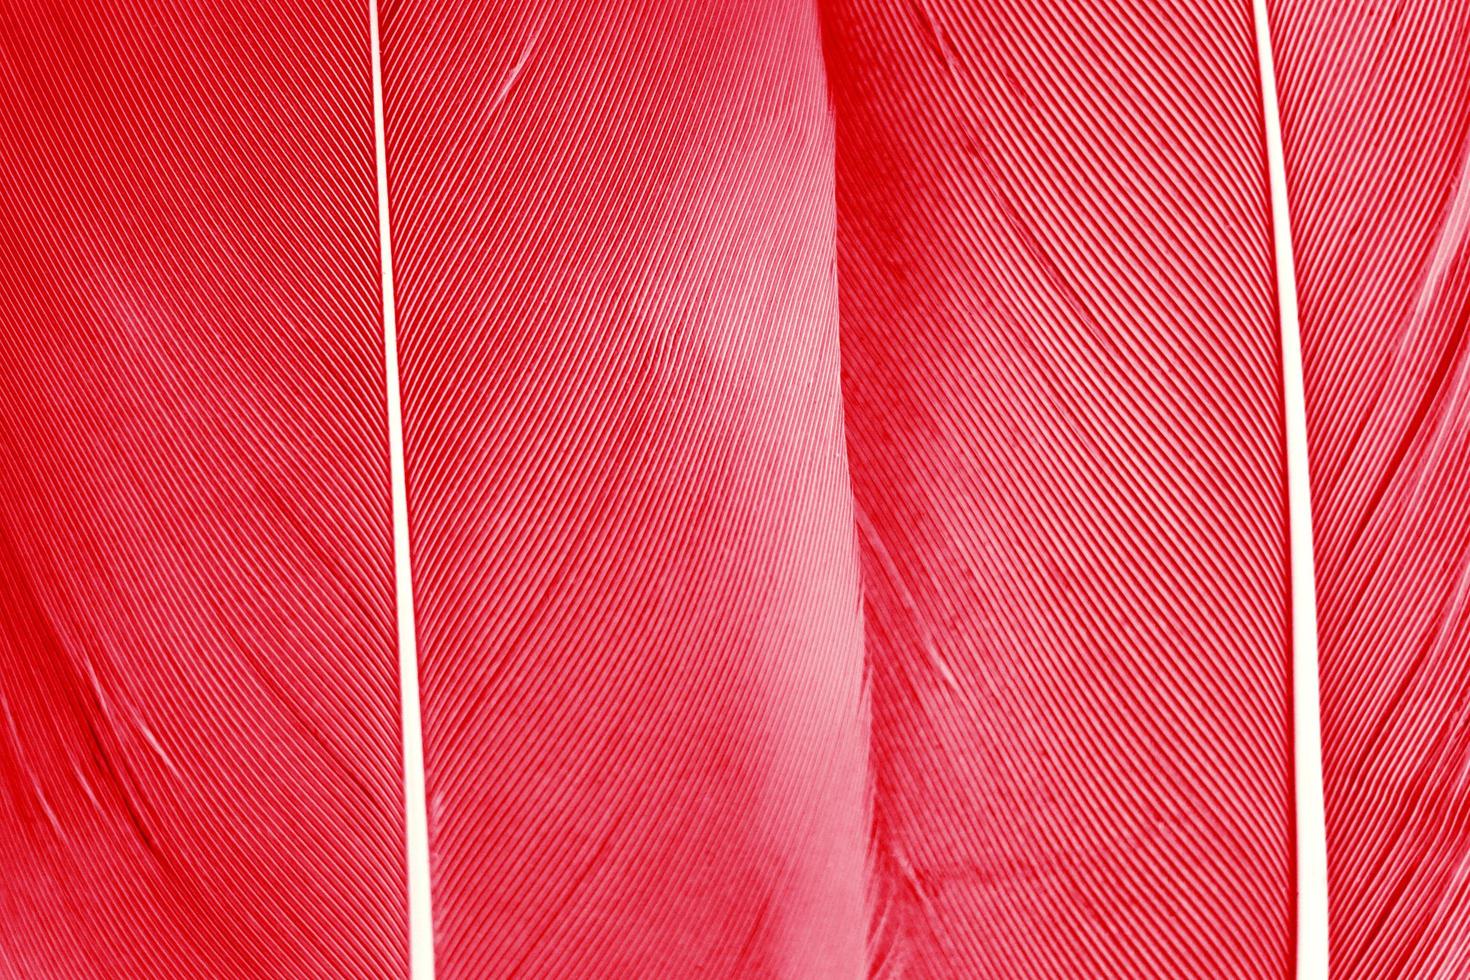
left=378, top=2, right=869, bottom=975
left=1271, top=2, right=1470, bottom=975
left=8, top=0, right=1410, bottom=975
left=821, top=1, right=1293, bottom=974
left=0, top=3, right=406, bottom=975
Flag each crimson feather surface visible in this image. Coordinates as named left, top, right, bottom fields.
left=1269, top=3, right=1470, bottom=976
left=378, top=1, right=869, bottom=975
left=0, top=0, right=1319, bottom=975
left=819, top=0, right=1294, bottom=975
left=0, top=3, right=405, bottom=976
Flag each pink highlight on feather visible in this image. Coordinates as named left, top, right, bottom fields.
left=378, top=2, right=869, bottom=975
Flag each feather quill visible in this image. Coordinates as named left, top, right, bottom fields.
left=1268, top=3, right=1470, bottom=975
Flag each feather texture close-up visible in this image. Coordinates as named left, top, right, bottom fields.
left=0, top=0, right=1464, bottom=977
left=820, top=1, right=1293, bottom=975
left=0, top=2, right=405, bottom=976
left=1270, top=2, right=1470, bottom=976
left=378, top=1, right=870, bottom=975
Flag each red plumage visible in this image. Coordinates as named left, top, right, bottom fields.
left=10, top=0, right=1466, bottom=976
left=0, top=2, right=405, bottom=975
left=1271, top=2, right=1470, bottom=975
left=822, top=1, right=1293, bottom=973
